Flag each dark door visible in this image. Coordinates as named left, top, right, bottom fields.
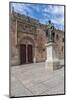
left=28, top=45, right=33, bottom=63
left=20, top=44, right=26, bottom=64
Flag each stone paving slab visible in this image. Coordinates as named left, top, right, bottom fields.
left=10, top=62, right=64, bottom=97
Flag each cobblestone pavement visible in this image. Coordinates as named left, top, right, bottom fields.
left=10, top=62, right=64, bottom=97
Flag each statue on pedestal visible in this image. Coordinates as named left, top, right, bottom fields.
left=45, top=20, right=60, bottom=70
left=46, top=20, right=55, bottom=42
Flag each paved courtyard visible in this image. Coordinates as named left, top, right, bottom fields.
left=10, top=62, right=64, bottom=97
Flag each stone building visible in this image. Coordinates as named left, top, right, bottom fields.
left=10, top=11, right=64, bottom=66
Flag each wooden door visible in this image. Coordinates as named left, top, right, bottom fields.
left=28, top=45, right=33, bottom=63
left=20, top=44, right=26, bottom=64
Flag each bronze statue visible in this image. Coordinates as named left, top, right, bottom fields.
left=46, top=20, right=55, bottom=42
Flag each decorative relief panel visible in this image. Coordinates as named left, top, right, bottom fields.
left=17, top=21, right=36, bottom=34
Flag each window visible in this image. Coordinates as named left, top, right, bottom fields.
left=56, top=34, right=59, bottom=40
left=61, top=46, right=63, bottom=52
left=63, top=38, right=64, bottom=42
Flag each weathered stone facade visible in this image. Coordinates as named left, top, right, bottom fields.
left=10, top=11, right=64, bottom=66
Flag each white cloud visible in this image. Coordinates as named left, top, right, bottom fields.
left=43, top=5, right=64, bottom=15
left=42, top=5, right=64, bottom=30
left=11, top=3, right=64, bottom=30
left=11, top=3, right=32, bottom=16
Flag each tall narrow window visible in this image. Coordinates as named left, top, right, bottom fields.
left=56, top=34, right=59, bottom=40
left=62, top=46, right=63, bottom=52
left=63, top=38, right=64, bottom=42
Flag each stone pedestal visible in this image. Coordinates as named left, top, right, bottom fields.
left=45, top=42, right=60, bottom=71
left=33, top=57, right=36, bottom=63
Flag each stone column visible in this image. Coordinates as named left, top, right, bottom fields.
left=45, top=42, right=60, bottom=71
left=33, top=47, right=36, bottom=63
left=26, top=44, right=28, bottom=64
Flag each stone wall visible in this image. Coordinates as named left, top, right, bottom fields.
left=10, top=12, right=64, bottom=66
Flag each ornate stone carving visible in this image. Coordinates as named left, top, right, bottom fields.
left=17, top=21, right=36, bottom=34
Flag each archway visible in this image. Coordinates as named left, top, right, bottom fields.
left=19, top=36, right=35, bottom=64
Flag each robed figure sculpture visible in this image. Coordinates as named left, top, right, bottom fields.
left=46, top=20, right=55, bottom=42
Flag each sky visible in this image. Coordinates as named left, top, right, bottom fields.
left=11, top=3, right=64, bottom=31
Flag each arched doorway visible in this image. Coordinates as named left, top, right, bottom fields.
left=19, top=36, right=35, bottom=64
